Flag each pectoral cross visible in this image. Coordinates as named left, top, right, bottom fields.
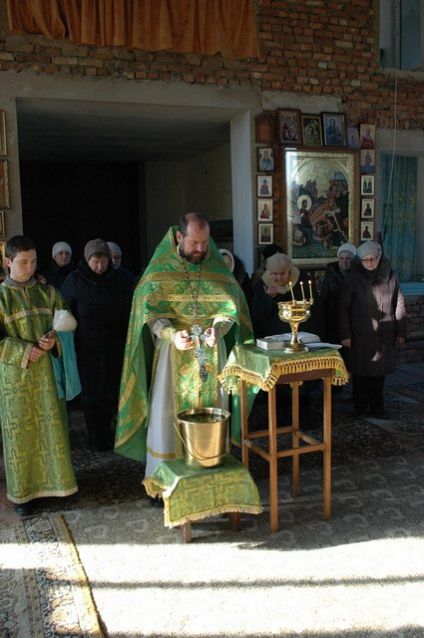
left=190, top=324, right=208, bottom=382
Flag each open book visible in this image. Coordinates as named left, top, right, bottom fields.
left=256, top=332, right=342, bottom=351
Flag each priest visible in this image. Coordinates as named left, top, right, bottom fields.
left=114, top=213, right=253, bottom=476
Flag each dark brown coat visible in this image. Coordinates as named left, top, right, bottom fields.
left=339, top=257, right=407, bottom=376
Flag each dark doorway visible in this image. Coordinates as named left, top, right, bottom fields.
left=20, top=161, right=144, bottom=277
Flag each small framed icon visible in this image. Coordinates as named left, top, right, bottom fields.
left=256, top=175, right=273, bottom=198
left=257, top=198, right=273, bottom=221
left=361, top=175, right=374, bottom=196
left=258, top=222, right=274, bottom=245
left=360, top=221, right=374, bottom=241
left=361, top=198, right=374, bottom=219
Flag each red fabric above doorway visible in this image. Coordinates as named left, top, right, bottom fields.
left=6, top=0, right=260, bottom=59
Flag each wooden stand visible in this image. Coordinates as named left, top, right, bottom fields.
left=180, top=512, right=241, bottom=543
left=240, top=368, right=334, bottom=533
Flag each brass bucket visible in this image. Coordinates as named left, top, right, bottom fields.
left=177, top=407, right=230, bottom=469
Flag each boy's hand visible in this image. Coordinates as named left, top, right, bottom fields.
left=28, top=346, right=46, bottom=363
left=38, top=334, right=56, bottom=351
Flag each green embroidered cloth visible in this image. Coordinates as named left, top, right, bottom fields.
left=220, top=344, right=349, bottom=392
left=143, top=454, right=262, bottom=527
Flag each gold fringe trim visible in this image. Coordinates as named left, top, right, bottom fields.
left=143, top=479, right=262, bottom=527
left=9, top=486, right=78, bottom=505
left=163, top=503, right=263, bottom=527
left=220, top=355, right=348, bottom=391
left=143, top=477, right=165, bottom=498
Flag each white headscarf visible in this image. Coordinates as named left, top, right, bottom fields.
left=337, top=242, right=357, bottom=258
left=219, top=248, right=235, bottom=273
left=52, top=241, right=72, bottom=258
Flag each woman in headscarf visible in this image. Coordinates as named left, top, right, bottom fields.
left=320, top=242, right=357, bottom=346
left=251, top=252, right=321, bottom=339
left=219, top=248, right=252, bottom=308
left=339, top=240, right=406, bottom=417
left=62, top=239, right=133, bottom=450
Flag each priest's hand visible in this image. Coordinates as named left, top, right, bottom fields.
left=174, top=330, right=193, bottom=350
left=341, top=338, right=351, bottom=348
left=28, top=346, right=47, bottom=364
left=38, top=334, right=56, bottom=351
left=204, top=327, right=216, bottom=348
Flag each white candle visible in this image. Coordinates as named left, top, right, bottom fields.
left=308, top=280, right=313, bottom=302
left=300, top=281, right=306, bottom=301
left=289, top=281, right=295, bottom=303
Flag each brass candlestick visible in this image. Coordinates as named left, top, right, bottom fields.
left=278, top=280, right=314, bottom=353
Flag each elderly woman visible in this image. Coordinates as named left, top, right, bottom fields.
left=339, top=241, right=406, bottom=417
left=251, top=252, right=321, bottom=338
left=62, top=239, right=133, bottom=450
left=320, top=242, right=357, bottom=345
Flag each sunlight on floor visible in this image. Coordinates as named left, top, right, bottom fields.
left=70, top=536, right=424, bottom=636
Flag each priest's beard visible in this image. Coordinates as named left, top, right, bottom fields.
left=179, top=248, right=206, bottom=264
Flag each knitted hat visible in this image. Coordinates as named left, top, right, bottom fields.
left=337, top=242, right=357, bottom=258
left=357, top=240, right=382, bottom=260
left=107, top=241, right=122, bottom=256
left=52, top=241, right=72, bottom=258
left=84, top=238, right=110, bottom=262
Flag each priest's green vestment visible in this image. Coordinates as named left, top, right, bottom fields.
left=115, top=227, right=253, bottom=474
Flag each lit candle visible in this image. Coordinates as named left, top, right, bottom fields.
left=289, top=281, right=295, bottom=303
left=308, top=279, right=314, bottom=303
left=300, top=281, right=306, bottom=301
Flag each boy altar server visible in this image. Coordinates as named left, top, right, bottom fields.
left=0, top=235, right=78, bottom=514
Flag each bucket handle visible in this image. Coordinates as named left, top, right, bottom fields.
left=173, top=419, right=229, bottom=462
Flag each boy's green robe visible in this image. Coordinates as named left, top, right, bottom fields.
left=115, top=227, right=253, bottom=463
left=0, top=279, right=78, bottom=504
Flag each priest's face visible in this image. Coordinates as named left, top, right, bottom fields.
left=177, top=222, right=210, bottom=264
left=7, top=249, right=37, bottom=283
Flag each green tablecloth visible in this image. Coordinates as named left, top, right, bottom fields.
left=143, top=454, right=262, bottom=527
left=219, top=344, right=349, bottom=392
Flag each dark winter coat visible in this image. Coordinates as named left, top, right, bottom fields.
left=339, top=256, right=407, bottom=376
left=320, top=261, right=350, bottom=343
left=61, top=258, right=133, bottom=407
left=42, top=260, right=75, bottom=290
left=251, top=275, right=322, bottom=339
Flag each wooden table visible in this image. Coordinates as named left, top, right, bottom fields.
left=220, top=345, right=348, bottom=533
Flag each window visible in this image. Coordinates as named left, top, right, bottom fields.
left=380, top=0, right=423, bottom=70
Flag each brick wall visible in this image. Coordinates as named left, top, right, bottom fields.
left=398, top=295, right=424, bottom=363
left=1, top=1, right=424, bottom=129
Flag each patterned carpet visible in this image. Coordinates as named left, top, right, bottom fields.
left=0, top=514, right=103, bottom=638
